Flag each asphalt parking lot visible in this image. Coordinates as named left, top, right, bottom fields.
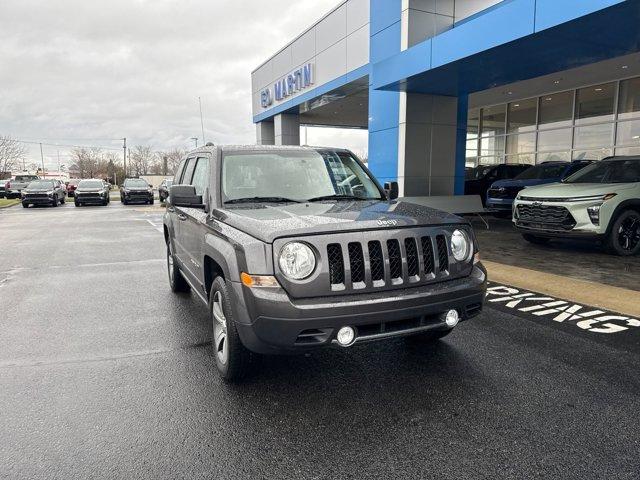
left=1, top=203, right=639, bottom=479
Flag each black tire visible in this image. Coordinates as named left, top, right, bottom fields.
left=103, top=199, right=108, bottom=206
left=22, top=202, right=28, bottom=208
left=74, top=201, right=80, bottom=207
left=122, top=199, right=128, bottom=205
left=149, top=199, right=154, bottom=205
left=51, top=195, right=58, bottom=207
left=605, top=210, right=640, bottom=256
left=209, top=276, right=252, bottom=382
left=522, top=233, right=550, bottom=245
left=406, top=328, right=454, bottom=344
left=167, top=241, right=190, bottom=293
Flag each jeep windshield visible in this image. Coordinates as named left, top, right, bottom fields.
left=221, top=149, right=383, bottom=203
left=564, top=158, right=640, bottom=184
left=26, top=181, right=54, bottom=189
left=124, top=179, right=148, bottom=188
left=78, top=180, right=104, bottom=188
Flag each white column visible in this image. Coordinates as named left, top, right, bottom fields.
left=274, top=113, right=300, bottom=146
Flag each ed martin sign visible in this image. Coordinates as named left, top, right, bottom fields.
left=261, top=63, right=314, bottom=108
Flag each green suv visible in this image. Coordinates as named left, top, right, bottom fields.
left=513, top=156, right=640, bottom=256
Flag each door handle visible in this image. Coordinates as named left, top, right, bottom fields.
left=178, top=213, right=188, bottom=221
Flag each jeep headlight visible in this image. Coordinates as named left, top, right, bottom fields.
left=279, top=242, right=316, bottom=280
left=450, top=229, right=471, bottom=262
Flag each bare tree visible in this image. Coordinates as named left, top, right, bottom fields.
left=0, top=135, right=28, bottom=174
left=164, top=148, right=186, bottom=175
left=129, top=145, right=154, bottom=176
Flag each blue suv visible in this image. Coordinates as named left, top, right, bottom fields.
left=486, top=160, right=592, bottom=215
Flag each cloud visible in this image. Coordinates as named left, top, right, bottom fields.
left=0, top=0, right=365, bottom=170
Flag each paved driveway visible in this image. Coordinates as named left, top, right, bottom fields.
left=1, top=203, right=638, bottom=479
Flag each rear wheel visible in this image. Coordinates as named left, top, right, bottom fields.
left=606, top=210, right=640, bottom=256
left=210, top=276, right=251, bottom=382
left=167, top=241, right=190, bottom=293
left=522, top=233, right=550, bottom=245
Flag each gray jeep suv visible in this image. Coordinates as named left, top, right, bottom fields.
left=163, top=145, right=486, bottom=381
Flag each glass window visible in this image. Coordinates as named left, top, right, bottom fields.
left=173, top=159, right=186, bottom=184
left=180, top=158, right=196, bottom=184
left=479, top=135, right=505, bottom=156
left=506, top=132, right=536, bottom=155
left=616, top=119, right=640, bottom=146
left=537, top=128, right=572, bottom=152
left=618, top=77, right=640, bottom=121
left=564, top=158, right=640, bottom=183
left=190, top=157, right=209, bottom=195
left=466, top=133, right=478, bottom=158
left=539, top=91, right=573, bottom=129
left=575, top=83, right=615, bottom=124
left=573, top=123, right=613, bottom=149
left=572, top=148, right=613, bottom=161
left=481, top=104, right=506, bottom=137
left=477, top=155, right=502, bottom=166
left=537, top=151, right=571, bottom=163
left=507, top=98, right=537, bottom=133
left=505, top=153, right=535, bottom=165
left=615, top=146, right=640, bottom=156
left=467, top=108, right=480, bottom=135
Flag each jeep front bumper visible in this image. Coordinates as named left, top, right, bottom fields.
left=229, top=264, right=487, bottom=354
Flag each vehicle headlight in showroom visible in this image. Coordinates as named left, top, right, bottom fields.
left=46, top=190, right=54, bottom=196
left=450, top=229, right=471, bottom=262
left=279, top=242, right=316, bottom=280
left=587, top=204, right=601, bottom=225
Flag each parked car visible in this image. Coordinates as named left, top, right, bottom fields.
left=0, top=178, right=9, bottom=198
left=120, top=178, right=154, bottom=205
left=5, top=174, right=40, bottom=199
left=486, top=160, right=593, bottom=215
left=158, top=178, right=173, bottom=202
left=465, top=164, right=531, bottom=206
left=74, top=179, right=110, bottom=207
left=164, top=145, right=486, bottom=381
left=66, top=179, right=81, bottom=197
left=513, top=156, right=640, bottom=255
left=21, top=179, right=66, bottom=208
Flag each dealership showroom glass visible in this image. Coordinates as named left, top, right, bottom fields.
left=252, top=0, right=640, bottom=196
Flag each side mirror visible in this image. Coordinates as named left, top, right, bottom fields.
left=170, top=184, right=204, bottom=208
left=384, top=181, right=399, bottom=200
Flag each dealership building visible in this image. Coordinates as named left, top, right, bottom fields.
left=251, top=0, right=640, bottom=196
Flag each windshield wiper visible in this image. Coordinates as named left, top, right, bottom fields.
left=306, top=194, right=374, bottom=202
left=225, top=196, right=302, bottom=204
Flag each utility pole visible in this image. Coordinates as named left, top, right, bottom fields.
left=39, top=143, right=45, bottom=175
left=122, top=138, right=127, bottom=183
left=127, top=149, right=131, bottom=177
left=198, top=96, right=206, bottom=144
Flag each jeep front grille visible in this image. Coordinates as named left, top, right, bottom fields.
left=326, top=234, right=449, bottom=292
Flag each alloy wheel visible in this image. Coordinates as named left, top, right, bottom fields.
left=617, top=214, right=640, bottom=252
left=167, top=244, right=175, bottom=282
left=212, top=291, right=229, bottom=365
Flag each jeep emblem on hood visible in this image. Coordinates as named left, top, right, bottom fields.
left=377, top=219, right=398, bottom=227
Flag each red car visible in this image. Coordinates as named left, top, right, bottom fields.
left=66, top=179, right=80, bottom=197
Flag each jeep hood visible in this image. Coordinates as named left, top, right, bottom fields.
left=520, top=182, right=634, bottom=198
left=213, top=200, right=465, bottom=243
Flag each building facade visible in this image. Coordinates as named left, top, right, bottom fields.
left=251, top=0, right=640, bottom=196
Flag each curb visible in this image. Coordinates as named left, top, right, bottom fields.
left=484, top=260, right=640, bottom=317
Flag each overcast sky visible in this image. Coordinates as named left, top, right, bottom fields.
left=0, top=0, right=367, bottom=170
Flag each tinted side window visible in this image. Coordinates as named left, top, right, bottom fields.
left=173, top=159, right=187, bottom=184
left=180, top=158, right=197, bottom=184
left=190, top=157, right=210, bottom=196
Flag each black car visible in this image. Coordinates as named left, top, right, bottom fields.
left=0, top=178, right=8, bottom=198
left=74, top=179, right=110, bottom=206
left=465, top=163, right=532, bottom=206
left=158, top=178, right=173, bottom=202
left=120, top=178, right=154, bottom=205
left=164, top=145, right=486, bottom=381
left=21, top=180, right=66, bottom=208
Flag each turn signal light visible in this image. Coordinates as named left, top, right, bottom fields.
left=241, top=272, right=279, bottom=288
left=603, top=193, right=617, bottom=201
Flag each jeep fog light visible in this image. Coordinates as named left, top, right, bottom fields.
left=587, top=204, right=601, bottom=225
left=444, top=309, right=460, bottom=328
left=279, top=242, right=316, bottom=280
left=451, top=230, right=471, bottom=262
left=336, top=326, right=356, bottom=346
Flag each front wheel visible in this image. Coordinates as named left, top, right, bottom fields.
left=606, top=210, right=640, bottom=256
left=149, top=199, right=154, bottom=205
left=51, top=195, right=58, bottom=207
left=22, top=202, right=28, bottom=208
left=522, top=233, right=550, bottom=245
left=210, top=276, right=251, bottom=382
left=60, top=196, right=65, bottom=205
